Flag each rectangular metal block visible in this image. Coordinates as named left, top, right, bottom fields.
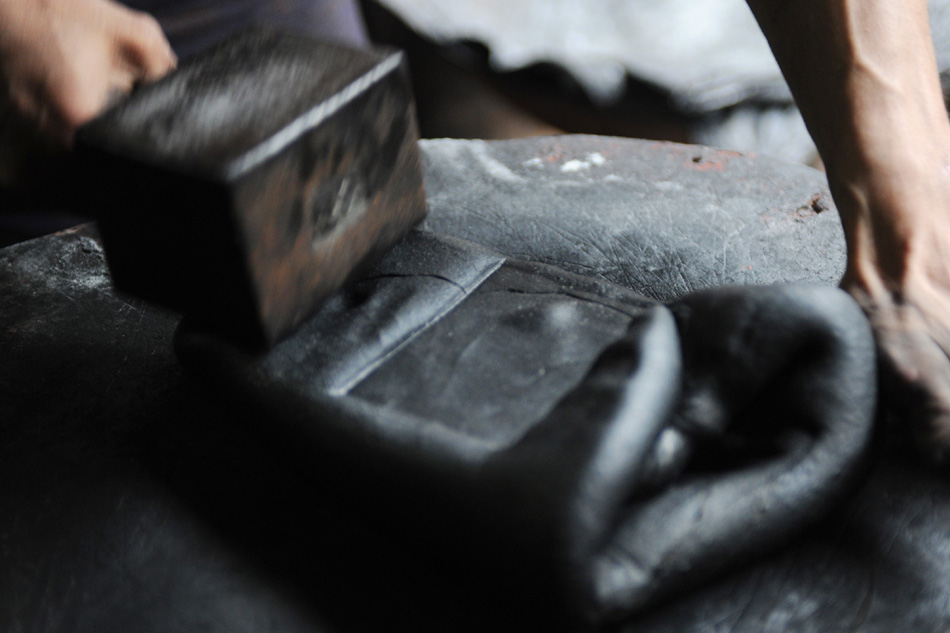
left=77, top=27, right=427, bottom=346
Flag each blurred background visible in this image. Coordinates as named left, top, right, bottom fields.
left=6, top=0, right=950, bottom=246
left=361, top=0, right=950, bottom=167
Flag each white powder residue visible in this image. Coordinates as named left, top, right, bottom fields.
left=560, top=152, right=608, bottom=172
left=561, top=159, right=587, bottom=172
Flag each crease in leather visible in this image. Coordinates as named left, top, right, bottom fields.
left=261, top=231, right=505, bottom=395
left=175, top=230, right=877, bottom=626
left=581, top=286, right=876, bottom=619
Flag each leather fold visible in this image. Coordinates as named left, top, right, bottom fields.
left=175, top=230, right=876, bottom=626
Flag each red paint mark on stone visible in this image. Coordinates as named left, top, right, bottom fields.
left=687, top=149, right=742, bottom=171
left=690, top=158, right=727, bottom=171
left=808, top=193, right=829, bottom=213
left=793, top=194, right=829, bottom=220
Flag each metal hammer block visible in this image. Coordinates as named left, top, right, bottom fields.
left=77, top=27, right=427, bottom=346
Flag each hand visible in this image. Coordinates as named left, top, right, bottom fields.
left=0, top=0, right=176, bottom=146
left=744, top=0, right=950, bottom=465
left=836, top=150, right=950, bottom=464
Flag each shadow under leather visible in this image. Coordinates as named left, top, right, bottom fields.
left=621, top=440, right=950, bottom=633
left=0, top=227, right=509, bottom=631
left=171, top=230, right=877, bottom=629
left=133, top=379, right=567, bottom=632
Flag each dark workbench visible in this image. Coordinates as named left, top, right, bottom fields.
left=2, top=136, right=949, bottom=632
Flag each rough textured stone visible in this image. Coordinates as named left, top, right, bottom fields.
left=420, top=136, right=845, bottom=301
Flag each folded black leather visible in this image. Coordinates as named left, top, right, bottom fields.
left=175, top=229, right=876, bottom=627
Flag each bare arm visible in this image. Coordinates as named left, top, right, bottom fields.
left=748, top=0, right=950, bottom=459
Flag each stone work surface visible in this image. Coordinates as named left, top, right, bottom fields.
left=421, top=135, right=845, bottom=300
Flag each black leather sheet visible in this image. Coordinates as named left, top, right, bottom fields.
left=3, top=136, right=949, bottom=633
left=177, top=226, right=875, bottom=626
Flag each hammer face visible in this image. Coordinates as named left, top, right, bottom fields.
left=78, top=28, right=427, bottom=347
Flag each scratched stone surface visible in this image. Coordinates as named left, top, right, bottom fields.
left=1, top=137, right=949, bottom=632
left=420, top=135, right=846, bottom=301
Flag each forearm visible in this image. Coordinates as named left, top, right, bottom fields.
left=747, top=0, right=950, bottom=283
left=746, top=0, right=948, bottom=176
left=748, top=1, right=950, bottom=454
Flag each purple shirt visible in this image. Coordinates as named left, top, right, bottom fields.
left=127, top=0, right=369, bottom=58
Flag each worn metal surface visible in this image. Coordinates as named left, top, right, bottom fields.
left=78, top=27, right=427, bottom=346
